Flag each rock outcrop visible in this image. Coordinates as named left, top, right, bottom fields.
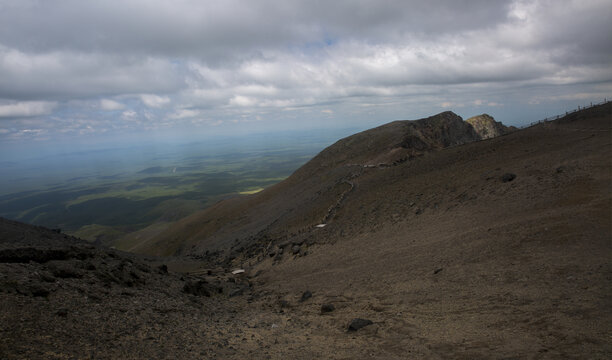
left=466, top=114, right=515, bottom=140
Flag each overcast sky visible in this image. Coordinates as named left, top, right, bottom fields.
left=0, top=0, right=611, bottom=147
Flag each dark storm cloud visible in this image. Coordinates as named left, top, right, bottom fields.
left=0, top=0, right=511, bottom=57
left=0, top=47, right=185, bottom=100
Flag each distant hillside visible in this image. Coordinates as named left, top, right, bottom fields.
left=124, top=111, right=514, bottom=257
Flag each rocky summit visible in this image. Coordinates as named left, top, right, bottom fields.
left=466, top=113, right=517, bottom=139
left=1, top=103, right=611, bottom=359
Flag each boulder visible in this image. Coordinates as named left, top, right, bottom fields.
left=300, top=290, right=312, bottom=302
left=501, top=173, right=516, bottom=182
left=348, top=318, right=373, bottom=331
left=321, top=303, right=335, bottom=314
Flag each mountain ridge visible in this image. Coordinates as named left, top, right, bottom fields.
left=127, top=110, right=515, bottom=257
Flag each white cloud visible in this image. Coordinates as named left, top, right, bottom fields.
left=121, top=110, right=137, bottom=120
left=168, top=109, right=201, bottom=119
left=99, top=99, right=125, bottom=110
left=140, top=94, right=171, bottom=108
left=0, top=0, right=610, bottom=138
left=229, top=95, right=257, bottom=107
left=0, top=101, right=57, bottom=118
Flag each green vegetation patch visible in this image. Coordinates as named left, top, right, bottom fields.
left=0, top=137, right=330, bottom=246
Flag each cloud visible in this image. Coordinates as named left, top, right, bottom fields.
left=0, top=1, right=511, bottom=58
left=0, top=101, right=57, bottom=118
left=99, top=99, right=125, bottom=111
left=140, top=94, right=171, bottom=108
left=229, top=95, right=257, bottom=107
left=0, top=0, right=610, bottom=139
left=168, top=109, right=201, bottom=120
left=121, top=110, right=137, bottom=120
left=0, top=45, right=184, bottom=100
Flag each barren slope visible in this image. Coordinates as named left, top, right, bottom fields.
left=128, top=103, right=611, bottom=358
left=240, top=102, right=611, bottom=358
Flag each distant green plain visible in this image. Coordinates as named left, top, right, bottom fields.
left=0, top=132, right=344, bottom=246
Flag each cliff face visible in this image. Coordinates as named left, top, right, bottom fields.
left=466, top=114, right=515, bottom=139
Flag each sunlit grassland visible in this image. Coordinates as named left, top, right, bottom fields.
left=65, top=183, right=196, bottom=206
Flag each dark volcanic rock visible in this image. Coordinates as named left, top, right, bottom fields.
left=348, top=318, right=373, bottom=331
left=39, top=272, right=56, bottom=283
left=0, top=247, right=69, bottom=263
left=300, top=290, right=312, bottom=302
left=47, top=261, right=84, bottom=279
left=291, top=245, right=301, bottom=255
left=501, top=173, right=516, bottom=182
left=268, top=247, right=277, bottom=257
left=20, top=283, right=50, bottom=297
left=273, top=252, right=283, bottom=262
left=278, top=299, right=291, bottom=308
left=109, top=260, right=143, bottom=287
left=321, top=303, right=335, bottom=314
left=229, top=286, right=246, bottom=297
left=182, top=280, right=211, bottom=297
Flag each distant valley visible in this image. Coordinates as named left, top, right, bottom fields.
left=0, top=129, right=357, bottom=247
